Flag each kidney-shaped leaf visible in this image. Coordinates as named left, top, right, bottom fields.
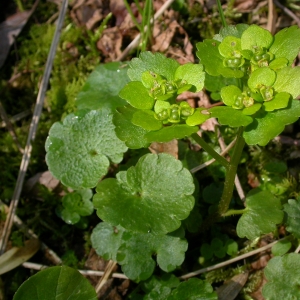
left=45, top=109, right=127, bottom=189
left=91, top=222, right=188, bottom=282
left=263, top=253, right=300, bottom=300
left=113, top=105, right=150, bottom=149
left=76, top=62, right=129, bottom=110
left=243, top=100, right=300, bottom=146
left=128, top=51, right=180, bottom=82
left=13, top=266, right=97, bottom=300
left=93, top=153, right=195, bottom=234
left=236, top=189, right=283, bottom=240
left=167, top=278, right=218, bottom=300
left=269, top=26, right=300, bottom=66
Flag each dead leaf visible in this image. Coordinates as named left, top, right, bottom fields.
left=97, top=27, right=123, bottom=61
left=0, top=239, right=40, bottom=275
left=216, top=271, right=249, bottom=300
left=149, top=139, right=178, bottom=159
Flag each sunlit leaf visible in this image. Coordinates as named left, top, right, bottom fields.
left=93, top=153, right=195, bottom=234
left=236, top=189, right=283, bottom=240
left=45, top=109, right=127, bottom=189
left=91, top=222, right=187, bottom=281
left=76, top=62, right=129, bottom=110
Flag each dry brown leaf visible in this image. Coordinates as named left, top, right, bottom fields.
left=216, top=272, right=249, bottom=300
left=0, top=239, right=40, bottom=275
left=149, top=139, right=178, bottom=159
left=234, top=0, right=259, bottom=13
left=70, top=0, right=106, bottom=29
left=97, top=27, right=123, bottom=61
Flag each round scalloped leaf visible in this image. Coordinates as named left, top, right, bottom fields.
left=271, top=239, right=292, bottom=256
left=269, top=26, right=300, bottom=66
left=263, top=92, right=290, bottom=112
left=45, top=109, right=127, bottom=189
left=13, top=266, right=97, bottom=300
left=93, top=153, right=195, bottom=234
left=236, top=189, right=283, bottom=240
left=213, top=24, right=249, bottom=41
left=113, top=105, right=150, bottom=149
left=91, top=222, right=187, bottom=282
left=91, top=222, right=125, bottom=261
left=167, top=278, right=218, bottom=300
left=243, top=100, right=300, bottom=146
left=119, top=81, right=155, bottom=109
left=145, top=124, right=199, bottom=143
left=209, top=106, right=253, bottom=127
left=220, top=85, right=242, bottom=106
left=174, top=63, right=205, bottom=92
left=241, top=25, right=273, bottom=51
left=128, top=52, right=180, bottom=82
left=186, top=108, right=211, bottom=126
left=62, top=189, right=94, bottom=216
left=76, top=62, right=129, bottom=110
left=136, top=274, right=180, bottom=299
left=196, top=39, right=223, bottom=76
left=117, top=230, right=187, bottom=281
left=273, top=67, right=300, bottom=99
left=131, top=110, right=163, bottom=131
left=248, top=68, right=276, bottom=91
left=218, top=36, right=242, bottom=58
left=263, top=253, right=300, bottom=300
left=283, top=199, right=300, bottom=238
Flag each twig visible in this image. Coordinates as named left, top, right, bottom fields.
left=0, top=0, right=69, bottom=255
left=0, top=102, right=24, bottom=154
left=294, top=244, right=300, bottom=253
left=273, top=0, right=300, bottom=27
left=22, top=262, right=128, bottom=279
left=190, top=139, right=236, bottom=174
left=0, top=110, right=31, bottom=128
left=95, top=260, right=117, bottom=293
left=116, top=0, right=176, bottom=61
left=180, top=238, right=284, bottom=280
left=267, top=0, right=276, bottom=34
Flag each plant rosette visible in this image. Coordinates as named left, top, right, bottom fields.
left=197, top=24, right=300, bottom=146
left=115, top=52, right=209, bottom=147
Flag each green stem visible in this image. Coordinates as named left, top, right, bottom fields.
left=223, top=208, right=247, bottom=217
left=216, top=0, right=227, bottom=28
left=191, top=133, right=229, bottom=169
left=218, top=127, right=245, bottom=216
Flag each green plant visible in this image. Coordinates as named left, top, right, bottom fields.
left=14, top=17, right=300, bottom=300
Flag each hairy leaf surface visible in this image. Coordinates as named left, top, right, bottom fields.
left=167, top=278, right=218, bottom=300
left=93, top=153, right=195, bottom=234
left=76, top=62, right=129, bottom=110
left=91, top=222, right=188, bottom=281
left=263, top=253, right=300, bottom=300
left=243, top=100, right=300, bottom=145
left=45, top=109, right=127, bottom=189
left=236, top=189, right=283, bottom=240
left=128, top=52, right=179, bottom=82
